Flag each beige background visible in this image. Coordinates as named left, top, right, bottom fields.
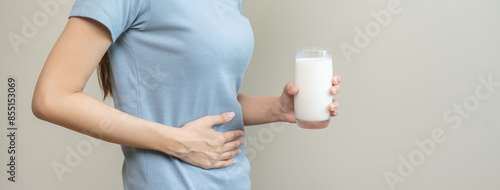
left=1, top=0, right=499, bottom=190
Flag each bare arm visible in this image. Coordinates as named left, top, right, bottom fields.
left=32, top=17, right=244, bottom=169
left=237, top=94, right=283, bottom=126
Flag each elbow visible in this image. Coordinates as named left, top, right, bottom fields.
left=31, top=90, right=53, bottom=121
left=236, top=93, right=246, bottom=102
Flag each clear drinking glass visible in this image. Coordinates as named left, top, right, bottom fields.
left=294, top=47, right=333, bottom=129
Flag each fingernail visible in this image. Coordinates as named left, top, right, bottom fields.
left=226, top=112, right=235, bottom=119
left=331, top=104, right=337, bottom=110
left=232, top=159, right=236, bottom=164
left=334, top=77, right=340, bottom=84
left=332, top=87, right=338, bottom=94
left=238, top=149, right=242, bottom=153
left=291, top=86, right=298, bottom=93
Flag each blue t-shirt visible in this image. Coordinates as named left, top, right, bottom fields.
left=69, top=0, right=254, bottom=189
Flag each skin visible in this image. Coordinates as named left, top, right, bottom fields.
left=32, top=17, right=341, bottom=170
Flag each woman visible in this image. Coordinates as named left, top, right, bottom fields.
left=32, top=0, right=341, bottom=189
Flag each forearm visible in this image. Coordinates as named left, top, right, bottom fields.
left=237, top=93, right=285, bottom=126
left=32, top=91, right=181, bottom=157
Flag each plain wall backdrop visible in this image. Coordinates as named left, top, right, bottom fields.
left=1, top=0, right=499, bottom=190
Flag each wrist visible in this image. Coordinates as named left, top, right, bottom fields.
left=272, top=96, right=286, bottom=122
left=155, top=125, right=186, bottom=157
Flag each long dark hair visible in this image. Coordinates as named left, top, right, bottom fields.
left=98, top=51, right=112, bottom=99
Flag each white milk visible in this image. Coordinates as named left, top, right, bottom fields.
left=294, top=58, right=333, bottom=121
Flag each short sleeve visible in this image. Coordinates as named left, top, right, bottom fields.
left=69, top=0, right=151, bottom=42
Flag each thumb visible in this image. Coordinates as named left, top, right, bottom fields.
left=203, top=112, right=235, bottom=127
left=283, top=82, right=299, bottom=96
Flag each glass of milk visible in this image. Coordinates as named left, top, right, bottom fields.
left=294, top=47, right=333, bottom=129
